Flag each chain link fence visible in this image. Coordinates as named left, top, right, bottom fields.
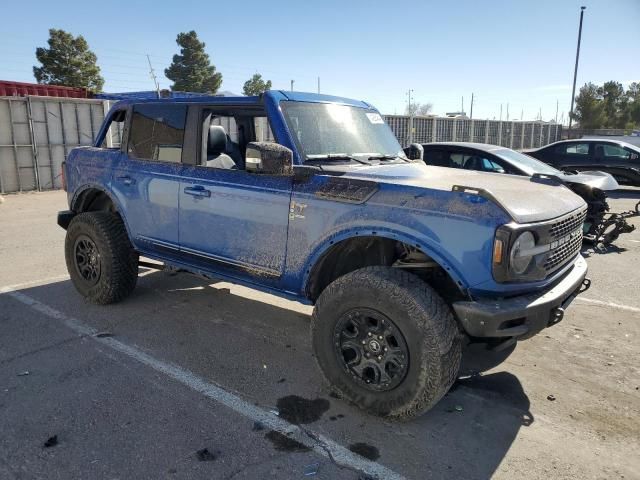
left=384, top=115, right=562, bottom=150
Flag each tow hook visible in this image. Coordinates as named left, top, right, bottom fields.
left=549, top=307, right=565, bottom=325
left=578, top=278, right=591, bottom=294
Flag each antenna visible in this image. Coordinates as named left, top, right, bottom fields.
left=147, top=55, right=161, bottom=98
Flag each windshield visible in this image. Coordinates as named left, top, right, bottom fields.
left=493, top=148, right=562, bottom=176
left=280, top=101, right=405, bottom=163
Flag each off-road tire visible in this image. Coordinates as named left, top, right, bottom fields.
left=311, top=266, right=462, bottom=419
left=65, top=212, right=138, bottom=304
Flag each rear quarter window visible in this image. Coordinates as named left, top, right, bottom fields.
left=127, top=104, right=187, bottom=162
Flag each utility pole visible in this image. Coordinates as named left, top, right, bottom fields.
left=521, top=108, right=523, bottom=121
left=317, top=77, right=320, bottom=94
left=470, top=93, right=474, bottom=119
left=146, top=54, right=161, bottom=99
left=499, top=104, right=503, bottom=121
left=290, top=80, right=295, bottom=92
left=461, top=96, right=464, bottom=114
left=407, top=89, right=414, bottom=144
left=568, top=6, right=586, bottom=136
left=506, top=103, right=509, bottom=121
left=555, top=99, right=559, bottom=123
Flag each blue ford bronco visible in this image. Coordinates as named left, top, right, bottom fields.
left=58, top=91, right=591, bottom=418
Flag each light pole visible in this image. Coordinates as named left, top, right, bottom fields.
left=406, top=89, right=414, bottom=144
left=568, top=6, right=586, bottom=137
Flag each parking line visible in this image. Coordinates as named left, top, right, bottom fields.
left=0, top=286, right=406, bottom=480
left=577, top=297, right=640, bottom=314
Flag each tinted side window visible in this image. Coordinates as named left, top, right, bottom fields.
left=564, top=143, right=589, bottom=155
left=601, top=143, right=631, bottom=159
left=128, top=104, right=187, bottom=162
left=423, top=149, right=449, bottom=166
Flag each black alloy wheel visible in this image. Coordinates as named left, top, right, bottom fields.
left=74, top=234, right=101, bottom=285
left=334, top=307, right=409, bottom=392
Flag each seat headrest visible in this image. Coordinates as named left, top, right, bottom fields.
left=208, top=125, right=228, bottom=155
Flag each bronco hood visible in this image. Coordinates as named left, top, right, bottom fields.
left=330, top=162, right=586, bottom=224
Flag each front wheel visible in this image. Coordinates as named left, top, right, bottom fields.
left=65, top=212, right=138, bottom=304
left=311, top=267, right=462, bottom=419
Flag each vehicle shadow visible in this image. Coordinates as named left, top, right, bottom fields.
left=11, top=270, right=531, bottom=480
left=607, top=188, right=640, bottom=200
left=581, top=243, right=628, bottom=257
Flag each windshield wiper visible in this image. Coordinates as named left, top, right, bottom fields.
left=305, top=154, right=372, bottom=165
left=367, top=154, right=410, bottom=163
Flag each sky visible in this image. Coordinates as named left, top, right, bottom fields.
left=1, top=0, right=638, bottom=123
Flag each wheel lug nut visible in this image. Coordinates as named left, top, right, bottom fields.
left=378, top=335, right=383, bottom=340
left=368, top=332, right=372, bottom=337
left=361, top=340, right=366, bottom=345
left=377, top=355, right=382, bottom=361
left=365, top=353, right=370, bottom=358
left=383, top=347, right=388, bottom=352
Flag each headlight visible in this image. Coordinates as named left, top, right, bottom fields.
left=510, top=231, right=536, bottom=274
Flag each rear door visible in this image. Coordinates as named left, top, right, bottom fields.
left=555, top=142, right=592, bottom=170
left=110, top=103, right=187, bottom=255
left=178, top=108, right=292, bottom=280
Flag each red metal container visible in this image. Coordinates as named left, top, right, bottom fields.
left=0, top=80, right=91, bottom=98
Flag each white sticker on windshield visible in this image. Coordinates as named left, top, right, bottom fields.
left=366, top=112, right=384, bottom=124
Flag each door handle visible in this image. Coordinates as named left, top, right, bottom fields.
left=117, top=175, right=135, bottom=186
left=184, top=186, right=211, bottom=198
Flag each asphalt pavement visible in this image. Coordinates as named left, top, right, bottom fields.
left=0, top=190, right=638, bottom=480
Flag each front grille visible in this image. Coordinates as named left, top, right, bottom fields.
left=549, top=209, right=587, bottom=239
left=544, top=231, right=582, bottom=272
left=540, top=207, right=586, bottom=274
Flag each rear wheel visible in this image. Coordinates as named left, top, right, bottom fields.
left=311, top=267, right=462, bottom=419
left=65, top=212, right=138, bottom=304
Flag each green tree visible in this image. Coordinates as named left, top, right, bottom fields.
left=572, top=83, right=605, bottom=129
left=242, top=73, right=272, bottom=96
left=165, top=31, right=222, bottom=93
left=33, top=29, right=104, bottom=92
left=624, top=82, right=640, bottom=128
left=599, top=81, right=627, bottom=128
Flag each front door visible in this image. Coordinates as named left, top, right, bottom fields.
left=178, top=111, right=292, bottom=279
left=179, top=167, right=292, bottom=279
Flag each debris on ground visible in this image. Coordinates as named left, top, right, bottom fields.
left=95, top=332, right=113, bottom=338
left=252, top=421, right=265, bottom=431
left=277, top=378, right=286, bottom=383
left=195, top=448, right=217, bottom=461
left=43, top=435, right=58, bottom=448
left=17, top=371, right=30, bottom=376
left=547, top=395, right=556, bottom=401
left=303, top=462, right=320, bottom=476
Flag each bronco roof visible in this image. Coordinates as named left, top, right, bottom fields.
left=109, top=90, right=372, bottom=109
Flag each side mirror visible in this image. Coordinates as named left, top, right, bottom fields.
left=245, top=142, right=294, bottom=176
left=404, top=143, right=424, bottom=161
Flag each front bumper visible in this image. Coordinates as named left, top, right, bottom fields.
left=452, top=255, right=590, bottom=340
